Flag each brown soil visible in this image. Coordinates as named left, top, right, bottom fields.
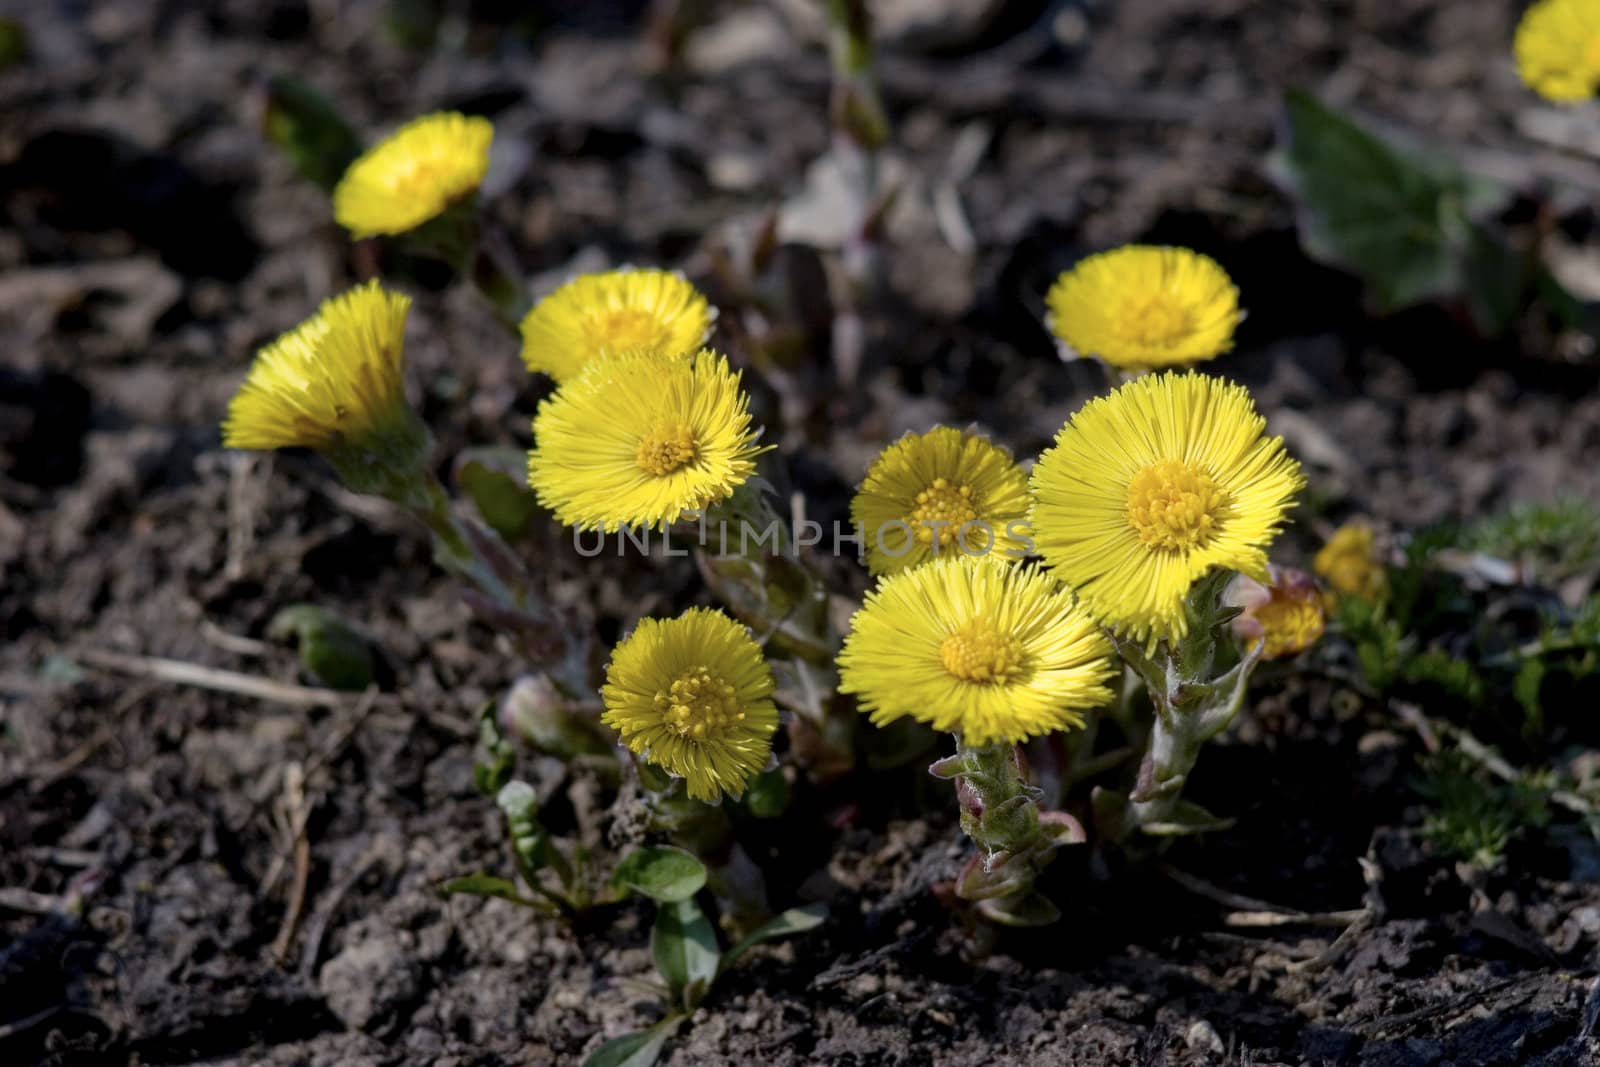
left=4, top=1, right=1600, bottom=1065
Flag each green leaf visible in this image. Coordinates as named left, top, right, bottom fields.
left=438, top=873, right=550, bottom=912
left=740, top=768, right=791, bottom=819
left=455, top=447, right=542, bottom=541
left=260, top=76, right=363, bottom=192
left=613, top=847, right=707, bottom=903
left=581, top=1018, right=684, bottom=1067
left=1270, top=90, right=1512, bottom=319
left=266, top=604, right=375, bottom=691
left=498, top=780, right=566, bottom=881
left=651, top=898, right=721, bottom=1011
left=976, top=891, right=1061, bottom=927
left=1140, top=800, right=1236, bottom=837
left=721, top=903, right=827, bottom=971
left=473, top=701, right=515, bottom=797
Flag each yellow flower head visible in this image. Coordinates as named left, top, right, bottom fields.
left=1028, top=372, right=1305, bottom=645
left=1227, top=567, right=1326, bottom=661
left=223, top=281, right=428, bottom=493
left=850, top=427, right=1032, bottom=576
left=519, top=269, right=715, bottom=383
left=1314, top=521, right=1389, bottom=603
left=838, top=556, right=1116, bottom=746
left=528, top=349, right=764, bottom=532
left=601, top=608, right=779, bottom=802
left=1514, top=0, right=1600, bottom=102
left=1046, top=245, right=1241, bottom=371
left=333, top=112, right=493, bottom=238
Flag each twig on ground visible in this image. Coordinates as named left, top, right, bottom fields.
left=297, top=836, right=398, bottom=980
left=1160, top=864, right=1369, bottom=931
left=270, top=762, right=314, bottom=963
left=72, top=647, right=391, bottom=710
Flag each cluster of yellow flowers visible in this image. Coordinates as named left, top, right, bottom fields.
left=222, top=105, right=1332, bottom=808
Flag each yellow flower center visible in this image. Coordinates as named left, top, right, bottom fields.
left=636, top=424, right=698, bottom=476
left=587, top=309, right=662, bottom=353
left=1253, top=597, right=1324, bottom=660
left=653, top=665, right=745, bottom=739
left=907, top=477, right=979, bottom=547
left=939, top=618, right=1025, bottom=684
left=1126, top=459, right=1226, bottom=552
left=1116, top=294, right=1193, bottom=347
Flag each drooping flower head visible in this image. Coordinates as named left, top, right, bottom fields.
left=223, top=281, right=429, bottom=495
left=1028, top=372, right=1304, bottom=645
left=601, top=608, right=778, bottom=802
left=1226, top=566, right=1326, bottom=660
left=519, top=269, right=715, bottom=383
left=528, top=349, right=764, bottom=532
left=1314, top=521, right=1389, bottom=603
left=333, top=112, right=493, bottom=238
left=1514, top=0, right=1600, bottom=103
left=850, top=426, right=1032, bottom=576
left=1046, top=245, right=1241, bottom=371
left=838, top=555, right=1116, bottom=746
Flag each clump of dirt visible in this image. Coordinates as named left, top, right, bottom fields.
left=4, top=1, right=1600, bottom=1065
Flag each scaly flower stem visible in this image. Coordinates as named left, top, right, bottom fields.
left=406, top=472, right=587, bottom=694
left=930, top=738, right=1085, bottom=926
left=1108, top=571, right=1263, bottom=842
left=695, top=481, right=853, bottom=778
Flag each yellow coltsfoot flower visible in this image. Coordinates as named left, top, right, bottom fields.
left=1314, top=521, right=1389, bottom=603
left=1046, top=245, right=1241, bottom=371
left=1028, top=372, right=1304, bottom=645
left=223, top=280, right=429, bottom=495
left=850, top=426, right=1032, bottom=575
left=601, top=608, right=779, bottom=802
left=1515, top=0, right=1600, bottom=103
left=519, top=269, right=714, bottom=383
left=838, top=555, right=1115, bottom=746
left=528, top=349, right=764, bottom=532
left=1227, top=567, right=1326, bottom=660
left=333, top=112, right=493, bottom=239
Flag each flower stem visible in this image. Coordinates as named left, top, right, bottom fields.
left=930, top=738, right=1085, bottom=926
left=1105, top=571, right=1263, bottom=842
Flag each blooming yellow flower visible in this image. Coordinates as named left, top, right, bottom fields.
left=1514, top=0, right=1600, bottom=103
left=1227, top=567, right=1325, bottom=660
left=1046, top=245, right=1240, bottom=371
left=528, top=349, right=763, bottom=532
left=223, top=281, right=429, bottom=493
left=1314, top=521, right=1389, bottom=603
left=1028, top=372, right=1304, bottom=645
left=838, top=555, right=1115, bottom=746
left=850, top=427, right=1031, bottom=576
left=601, top=608, right=778, bottom=802
left=519, top=269, right=714, bottom=383
left=332, top=112, right=493, bottom=238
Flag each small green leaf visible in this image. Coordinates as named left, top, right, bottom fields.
left=267, top=604, right=375, bottom=691
left=455, top=448, right=542, bottom=541
left=581, top=1018, right=684, bottom=1067
left=740, top=768, right=790, bottom=819
left=976, top=891, right=1061, bottom=928
left=721, top=902, right=827, bottom=971
left=438, top=873, right=550, bottom=912
left=473, top=701, right=515, bottom=797
left=651, top=898, right=720, bottom=1010
left=1140, top=800, right=1236, bottom=837
left=613, top=847, right=707, bottom=903
left=1270, top=90, right=1512, bottom=320
left=260, top=76, right=363, bottom=192
left=0, top=17, right=27, bottom=70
